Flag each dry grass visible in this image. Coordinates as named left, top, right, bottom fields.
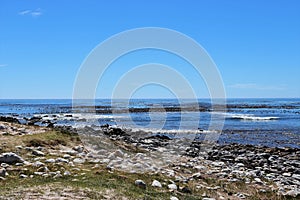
left=0, top=124, right=298, bottom=199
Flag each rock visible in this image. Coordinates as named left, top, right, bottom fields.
left=53, top=173, right=62, bottom=179
left=151, top=180, right=162, bottom=188
left=170, top=197, right=179, bottom=200
left=37, top=166, right=49, bottom=172
left=56, top=158, right=69, bottom=163
left=192, top=172, right=201, bottom=179
left=282, top=172, right=291, bottom=177
left=135, top=179, right=146, bottom=189
left=0, top=116, right=20, bottom=124
left=73, top=146, right=84, bottom=153
left=1, top=163, right=9, bottom=168
left=114, top=149, right=124, bottom=158
left=20, top=174, right=28, bottom=178
left=64, top=150, right=78, bottom=156
left=0, top=168, right=8, bottom=177
left=0, top=152, right=24, bottom=164
left=168, top=183, right=177, bottom=190
left=292, top=174, right=300, bottom=180
left=284, top=189, right=300, bottom=197
left=63, top=154, right=71, bottom=159
left=63, top=171, right=71, bottom=176
left=32, top=150, right=45, bottom=156
left=34, top=172, right=44, bottom=176
left=27, top=116, right=42, bottom=125
left=45, top=158, right=56, bottom=163
left=254, top=178, right=263, bottom=184
left=234, top=193, right=246, bottom=199
left=0, top=125, right=6, bottom=130
left=33, top=161, right=45, bottom=167
left=73, top=158, right=85, bottom=164
left=202, top=198, right=216, bottom=200
left=15, top=145, right=23, bottom=150
left=211, top=161, right=225, bottom=167
left=181, top=186, right=192, bottom=193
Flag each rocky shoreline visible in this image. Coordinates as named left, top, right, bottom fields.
left=0, top=117, right=299, bottom=199
left=78, top=125, right=300, bottom=197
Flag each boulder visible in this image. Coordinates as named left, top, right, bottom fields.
left=0, top=152, right=24, bottom=164
left=0, top=116, right=20, bottom=124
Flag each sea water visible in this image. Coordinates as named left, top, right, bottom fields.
left=0, top=98, right=299, bottom=148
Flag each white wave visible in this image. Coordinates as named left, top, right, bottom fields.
left=35, top=113, right=124, bottom=121
left=127, top=127, right=216, bottom=134
left=209, top=112, right=279, bottom=121
left=229, top=114, right=279, bottom=121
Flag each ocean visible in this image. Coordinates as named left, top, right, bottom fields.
left=0, top=98, right=299, bottom=148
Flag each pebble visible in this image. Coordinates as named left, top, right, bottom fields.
left=170, top=196, right=179, bottom=200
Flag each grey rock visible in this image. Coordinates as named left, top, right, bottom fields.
left=284, top=189, right=300, bottom=197
left=1, top=163, right=9, bottom=168
left=34, top=172, right=44, bottom=176
left=254, top=178, right=264, bottom=184
left=63, top=171, right=71, bottom=176
left=20, top=174, right=28, bottom=178
left=235, top=193, right=246, bottom=199
left=135, top=179, right=146, bottom=189
left=168, top=183, right=177, bottom=190
left=33, top=161, right=45, bottom=167
left=282, top=172, right=291, bottom=177
left=292, top=174, right=300, bottom=180
left=170, top=197, right=179, bottom=200
left=56, top=158, right=69, bottom=163
left=73, top=146, right=84, bottom=153
left=45, top=158, right=56, bottom=163
left=0, top=168, right=8, bottom=177
left=192, top=172, right=201, bottom=178
left=211, top=161, right=224, bottom=167
left=151, top=180, right=162, bottom=188
left=73, top=158, right=85, bottom=164
left=0, top=125, right=6, bottom=130
left=0, top=152, right=24, bottom=164
left=32, top=150, right=45, bottom=156
left=53, top=173, right=62, bottom=179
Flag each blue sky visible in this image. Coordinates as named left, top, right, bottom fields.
left=0, top=0, right=299, bottom=99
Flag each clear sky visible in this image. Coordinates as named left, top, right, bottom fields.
left=0, top=0, right=299, bottom=99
